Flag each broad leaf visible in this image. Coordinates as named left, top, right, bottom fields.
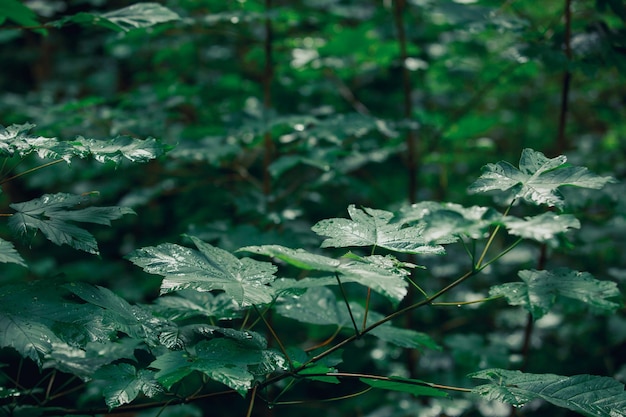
left=65, top=283, right=161, bottom=345
left=397, top=202, right=498, bottom=241
left=55, top=3, right=181, bottom=33
left=93, top=363, right=162, bottom=408
left=241, top=245, right=409, bottom=303
left=127, top=236, right=277, bottom=306
left=0, top=283, right=65, bottom=365
left=471, top=368, right=626, bottom=417
left=72, top=135, right=172, bottom=165
left=8, top=193, right=134, bottom=254
left=152, top=291, right=241, bottom=321
left=0, top=123, right=170, bottom=165
left=468, top=148, right=614, bottom=209
left=277, top=287, right=439, bottom=350
left=0, top=238, right=26, bottom=267
left=503, top=212, right=580, bottom=246
left=361, top=376, right=447, bottom=398
left=489, top=269, right=621, bottom=319
left=45, top=339, right=141, bottom=379
left=151, top=338, right=286, bottom=395
left=0, top=0, right=40, bottom=29
left=312, top=205, right=445, bottom=254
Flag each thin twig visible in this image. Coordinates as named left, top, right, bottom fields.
left=335, top=272, right=360, bottom=338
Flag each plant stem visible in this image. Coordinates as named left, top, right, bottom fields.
left=262, top=0, right=274, bottom=198
left=245, top=385, right=258, bottom=417
left=253, top=305, right=292, bottom=368
left=0, top=159, right=65, bottom=185
left=335, top=272, right=360, bottom=338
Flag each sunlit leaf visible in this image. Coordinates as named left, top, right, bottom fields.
left=397, top=202, right=498, bottom=241
left=8, top=193, right=134, bottom=254
left=72, top=135, right=172, bottom=165
left=362, top=376, right=447, bottom=398
left=312, top=205, right=445, bottom=254
left=489, top=269, right=621, bottom=319
left=468, top=148, right=615, bottom=209
left=471, top=368, right=626, bottom=417
left=55, top=3, right=181, bottom=33
left=503, top=212, right=580, bottom=246
left=127, top=236, right=277, bottom=306
left=241, top=245, right=409, bottom=303
left=93, top=363, right=162, bottom=408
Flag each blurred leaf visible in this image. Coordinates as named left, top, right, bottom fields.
left=468, top=148, right=615, bottom=209
left=0, top=0, right=44, bottom=34
left=489, top=268, right=621, bottom=319
left=54, top=3, right=181, bottom=33
left=312, top=205, right=445, bottom=254
left=503, top=212, right=580, bottom=246
left=8, top=193, right=134, bottom=254
left=93, top=363, right=162, bottom=408
left=0, top=237, right=26, bottom=267
left=73, top=135, right=172, bottom=165
left=127, top=236, right=277, bottom=307
left=361, top=376, right=447, bottom=398
left=471, top=369, right=626, bottom=416
left=0, top=124, right=170, bottom=165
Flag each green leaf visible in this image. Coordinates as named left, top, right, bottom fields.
left=0, top=0, right=44, bottom=34
left=277, top=287, right=439, bottom=350
left=152, top=291, right=241, bottom=321
left=64, top=282, right=161, bottom=345
left=503, top=212, right=580, bottom=246
left=8, top=193, right=134, bottom=254
left=361, top=376, right=448, bottom=398
left=468, top=148, right=615, bottom=209
left=151, top=338, right=286, bottom=395
left=397, top=202, right=499, bottom=241
left=0, top=237, right=26, bottom=267
left=45, top=339, right=141, bottom=379
left=93, top=363, right=162, bottom=408
left=72, top=135, right=172, bottom=165
left=241, top=245, right=409, bottom=303
left=0, top=123, right=71, bottom=161
left=0, top=283, right=63, bottom=365
left=471, top=368, right=626, bottom=417
left=127, top=236, right=277, bottom=307
left=54, top=3, right=181, bottom=33
left=312, top=205, right=446, bottom=254
left=489, top=268, right=621, bottom=319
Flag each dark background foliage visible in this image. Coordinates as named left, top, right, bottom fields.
left=1, top=1, right=625, bottom=416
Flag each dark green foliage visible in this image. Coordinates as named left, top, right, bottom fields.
left=1, top=1, right=625, bottom=416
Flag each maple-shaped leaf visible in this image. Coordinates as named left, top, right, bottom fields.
left=468, top=148, right=615, bottom=209
left=8, top=193, right=134, bottom=254
left=312, top=205, right=445, bottom=254
left=240, top=245, right=410, bottom=303
left=489, top=268, right=621, bottom=319
left=0, top=123, right=74, bottom=162
left=397, top=202, right=500, bottom=242
left=72, top=135, right=172, bottom=165
left=0, top=238, right=26, bottom=267
left=151, top=338, right=286, bottom=396
left=126, top=236, right=277, bottom=307
left=53, top=3, right=180, bottom=33
left=65, top=283, right=162, bottom=346
left=471, top=368, right=626, bottom=417
left=93, top=363, right=162, bottom=408
left=503, top=212, right=580, bottom=246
